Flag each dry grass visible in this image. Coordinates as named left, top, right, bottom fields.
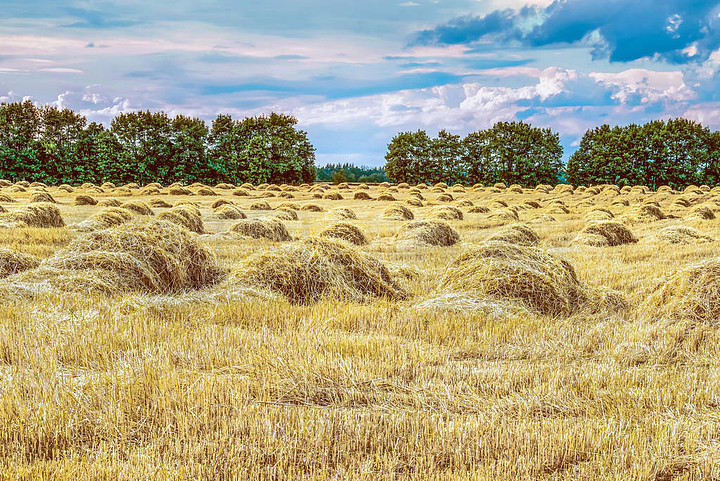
left=215, top=204, right=247, bottom=220
left=574, top=220, right=638, bottom=247
left=6, top=181, right=720, bottom=479
left=0, top=248, right=40, bottom=278
left=157, top=204, right=204, bottom=234
left=319, top=222, right=368, bottom=245
left=0, top=203, right=65, bottom=228
left=229, top=218, right=292, bottom=241
left=395, top=219, right=460, bottom=246
left=487, top=223, right=540, bottom=246
left=232, top=236, right=406, bottom=304
left=657, top=225, right=715, bottom=244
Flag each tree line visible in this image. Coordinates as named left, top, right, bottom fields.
left=384, top=122, right=563, bottom=186
left=0, top=101, right=316, bottom=185
left=566, top=118, right=720, bottom=189
left=315, top=163, right=389, bottom=184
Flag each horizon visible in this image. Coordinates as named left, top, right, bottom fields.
left=2, top=0, right=720, bottom=166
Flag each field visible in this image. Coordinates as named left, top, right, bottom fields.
left=2, top=180, right=720, bottom=479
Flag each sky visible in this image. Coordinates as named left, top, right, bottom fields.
left=2, top=0, right=720, bottom=166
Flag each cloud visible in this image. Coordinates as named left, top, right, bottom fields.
left=412, top=0, right=720, bottom=63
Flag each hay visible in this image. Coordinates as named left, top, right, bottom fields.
left=437, top=241, right=591, bottom=317
left=488, top=209, right=520, bottom=222
left=211, top=199, right=234, bottom=209
left=487, top=223, right=539, bottom=246
left=0, top=249, right=40, bottom=278
left=215, top=183, right=234, bottom=190
left=57, top=184, right=74, bottom=193
left=467, top=205, right=490, bottom=214
left=546, top=204, right=570, bottom=214
left=430, top=206, right=463, bottom=221
left=98, top=199, right=122, bottom=207
left=0, top=203, right=64, bottom=228
left=169, top=186, right=193, bottom=196
left=377, top=193, right=396, bottom=201
left=197, top=187, right=217, bottom=196
left=0, top=194, right=15, bottom=203
left=7, top=219, right=224, bottom=295
left=523, top=200, right=541, bottom=209
left=657, top=225, right=714, bottom=244
left=405, top=198, right=423, bottom=207
left=395, top=220, right=460, bottom=246
left=100, top=182, right=116, bottom=190
left=279, top=192, right=295, bottom=199
left=273, top=208, right=299, bottom=221
left=240, top=183, right=255, bottom=190
left=121, top=201, right=154, bottom=216
left=229, top=218, right=292, bottom=241
left=327, top=207, right=357, bottom=220
left=276, top=202, right=300, bottom=211
left=324, top=192, right=343, bottom=200
left=233, top=188, right=250, bottom=197
left=641, top=258, right=720, bottom=322
left=157, top=205, right=204, bottom=234
left=215, top=205, right=247, bottom=220
left=529, top=214, right=557, bottom=224
left=584, top=208, right=614, bottom=221
left=574, top=221, right=637, bottom=247
left=140, top=187, right=160, bottom=195
left=74, top=207, right=135, bottom=232
left=354, top=191, right=373, bottom=200
left=319, top=222, right=368, bottom=245
left=232, top=237, right=406, bottom=304
left=436, top=193, right=453, bottom=202
left=686, top=205, right=715, bottom=220
left=30, top=192, right=56, bottom=204
left=300, top=204, right=324, bottom=212
left=382, top=205, right=414, bottom=221
left=493, top=183, right=507, bottom=190
left=75, top=195, right=97, bottom=206
left=397, top=183, right=410, bottom=189
left=625, top=204, right=666, bottom=222
left=249, top=201, right=272, bottom=211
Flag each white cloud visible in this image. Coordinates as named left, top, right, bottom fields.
left=589, top=69, right=695, bottom=104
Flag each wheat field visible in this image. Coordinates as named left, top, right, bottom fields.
left=1, top=180, right=720, bottom=479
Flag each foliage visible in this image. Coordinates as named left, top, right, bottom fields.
left=0, top=103, right=316, bottom=185
left=385, top=122, right=563, bottom=186
left=315, top=163, right=388, bottom=183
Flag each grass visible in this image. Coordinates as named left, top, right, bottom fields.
left=1, top=182, right=720, bottom=478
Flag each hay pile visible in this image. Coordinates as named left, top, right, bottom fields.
left=215, top=183, right=234, bottom=190
left=169, top=186, right=193, bottom=195
left=625, top=204, right=666, bottom=222
left=584, top=207, right=614, bottom=221
left=157, top=204, right=204, bottom=234
left=0, top=194, right=15, bottom=203
left=641, top=259, right=720, bottom=322
left=232, top=237, right=405, bottom=304
left=377, top=193, right=396, bottom=201
left=197, top=187, right=217, bottom=196
left=437, top=241, right=598, bottom=317
left=573, top=221, right=638, bottom=247
left=487, top=223, right=539, bottom=246
left=686, top=205, right=715, bottom=220
left=0, top=249, right=39, bottom=278
left=98, top=199, right=122, bottom=207
left=324, top=192, right=343, bottom=200
left=436, top=193, right=453, bottom=202
left=0, top=203, right=65, bottom=228
left=382, top=205, right=414, bottom=221
left=74, top=207, right=135, bottom=231
left=121, top=201, right=154, bottom=216
left=319, top=222, right=368, bottom=245
left=405, top=197, right=423, bottom=207
left=396, top=220, right=460, bottom=246
left=488, top=209, right=520, bottom=222
left=249, top=201, right=272, bottom=211
left=229, top=218, right=292, bottom=241
left=300, top=204, right=323, bottom=212
left=273, top=208, right=299, bottom=221
left=233, top=188, right=250, bottom=197
left=75, top=195, right=97, bottom=206
left=6, top=220, right=225, bottom=295
left=327, top=207, right=357, bottom=220
left=467, top=205, right=490, bottom=214
left=149, top=199, right=172, bottom=208
left=657, top=225, right=714, bottom=244
left=430, top=206, right=463, bottom=221
left=211, top=199, right=233, bottom=209
left=354, top=191, right=373, bottom=200
left=215, top=205, right=247, bottom=220
left=30, top=192, right=56, bottom=204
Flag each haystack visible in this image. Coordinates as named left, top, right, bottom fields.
left=157, top=204, right=204, bottom=234
left=0, top=203, right=64, bottom=228
left=437, top=241, right=588, bottom=317
left=229, top=218, right=292, bottom=241
left=0, top=194, right=15, bottom=203
left=625, top=204, right=666, bottom=222
left=121, top=200, right=154, bottom=216
left=573, top=221, right=637, bottom=247
left=273, top=208, right=299, bottom=221
left=436, top=193, right=453, bottom=202
left=75, top=195, right=97, bottom=206
left=584, top=208, right=614, bottom=221
left=249, top=201, right=272, bottom=211
left=300, top=204, right=324, bottom=212
left=467, top=205, right=490, bottom=214
left=326, top=207, right=357, bottom=220
left=30, top=192, right=56, bottom=204
left=98, top=199, right=122, bottom=207
left=488, top=209, right=520, bottom=222
left=405, top=198, right=423, bottom=207
left=430, top=206, right=463, bottom=221
left=233, top=188, right=250, bottom=197
left=215, top=205, right=247, bottom=220
left=657, top=225, right=714, bottom=244
left=354, top=191, right=373, bottom=200
left=641, top=259, right=720, bottom=322
left=57, top=184, right=74, bottom=193
left=0, top=249, right=39, bottom=278
left=377, top=193, right=396, bottom=201
left=324, top=192, right=343, bottom=200
left=75, top=207, right=135, bottom=231
left=197, top=187, right=217, bottom=196
left=382, top=205, right=414, bottom=221
left=487, top=224, right=539, bottom=246
left=395, top=220, right=460, bottom=246
left=215, top=183, right=234, bottom=190
left=319, top=222, right=368, bottom=245
left=8, top=220, right=224, bottom=295
left=686, top=205, right=715, bottom=220
left=169, top=186, right=193, bottom=196
left=232, top=237, right=406, bottom=304
left=276, top=202, right=300, bottom=211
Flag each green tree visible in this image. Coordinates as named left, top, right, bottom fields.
left=385, top=130, right=431, bottom=183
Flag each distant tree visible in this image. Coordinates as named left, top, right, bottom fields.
left=385, top=130, right=432, bottom=183
left=332, top=169, right=347, bottom=184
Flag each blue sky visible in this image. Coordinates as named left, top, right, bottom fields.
left=2, top=0, right=720, bottom=166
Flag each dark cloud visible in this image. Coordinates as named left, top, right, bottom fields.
left=412, top=0, right=720, bottom=63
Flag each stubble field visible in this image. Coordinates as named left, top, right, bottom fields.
left=1, top=179, right=720, bottom=479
